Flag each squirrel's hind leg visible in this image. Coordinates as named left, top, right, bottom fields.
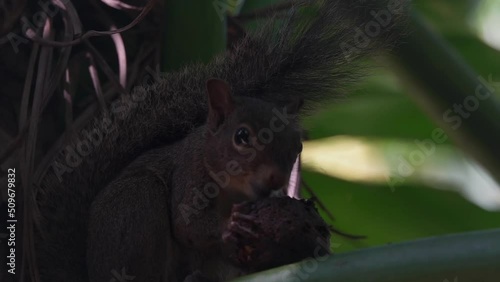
left=86, top=172, right=172, bottom=282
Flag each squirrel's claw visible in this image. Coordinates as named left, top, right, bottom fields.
left=232, top=212, right=257, bottom=223
left=228, top=221, right=260, bottom=239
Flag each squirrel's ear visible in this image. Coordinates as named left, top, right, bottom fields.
left=206, top=78, right=234, bottom=130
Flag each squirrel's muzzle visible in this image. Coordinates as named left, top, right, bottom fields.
left=251, top=165, right=289, bottom=198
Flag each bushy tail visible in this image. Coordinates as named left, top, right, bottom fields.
left=32, top=1, right=408, bottom=281
left=220, top=0, right=409, bottom=109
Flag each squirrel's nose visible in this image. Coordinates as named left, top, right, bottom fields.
left=252, top=165, right=289, bottom=198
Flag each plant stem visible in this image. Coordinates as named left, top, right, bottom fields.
left=161, top=0, right=227, bottom=71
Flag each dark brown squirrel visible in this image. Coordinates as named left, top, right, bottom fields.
left=30, top=0, right=408, bottom=281
left=87, top=79, right=303, bottom=282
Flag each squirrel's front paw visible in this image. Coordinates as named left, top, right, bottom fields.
left=222, top=211, right=260, bottom=243
left=222, top=206, right=263, bottom=266
left=222, top=197, right=331, bottom=271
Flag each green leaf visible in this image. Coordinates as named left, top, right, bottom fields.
left=235, top=228, right=500, bottom=282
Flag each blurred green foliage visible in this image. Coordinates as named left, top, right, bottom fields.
left=303, top=170, right=500, bottom=253
left=298, top=0, right=500, bottom=253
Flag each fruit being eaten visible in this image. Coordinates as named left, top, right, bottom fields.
left=222, top=197, right=331, bottom=271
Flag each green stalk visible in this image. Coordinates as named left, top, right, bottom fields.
left=235, top=229, right=500, bottom=282
left=161, top=0, right=227, bottom=71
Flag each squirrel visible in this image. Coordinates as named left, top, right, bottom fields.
left=30, top=0, right=408, bottom=281
left=87, top=79, right=304, bottom=282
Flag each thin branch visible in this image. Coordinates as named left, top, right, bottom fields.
left=86, top=52, right=107, bottom=113
left=0, top=125, right=28, bottom=166
left=42, top=0, right=78, bottom=109
left=110, top=25, right=127, bottom=88
left=20, top=17, right=55, bottom=282
left=84, top=40, right=128, bottom=95
left=90, top=0, right=128, bottom=88
left=63, top=68, right=74, bottom=128
left=22, top=0, right=156, bottom=47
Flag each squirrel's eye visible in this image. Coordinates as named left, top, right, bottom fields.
left=234, top=127, right=251, bottom=146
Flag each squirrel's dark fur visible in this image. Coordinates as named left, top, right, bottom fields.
left=86, top=88, right=305, bottom=281
left=32, top=0, right=408, bottom=281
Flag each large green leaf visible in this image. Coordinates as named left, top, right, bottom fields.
left=235, top=228, right=500, bottom=282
